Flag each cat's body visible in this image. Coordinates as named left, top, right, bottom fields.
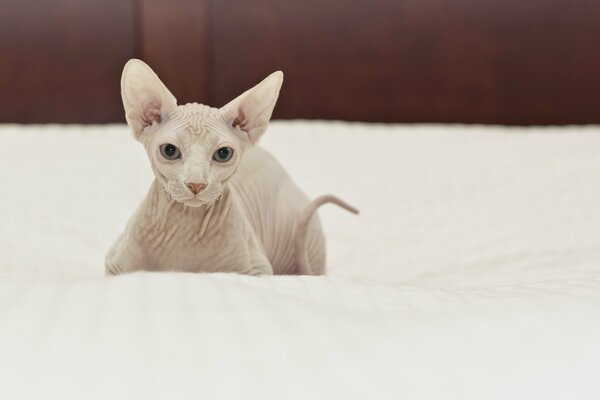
left=106, top=60, right=356, bottom=276
left=106, top=146, right=327, bottom=275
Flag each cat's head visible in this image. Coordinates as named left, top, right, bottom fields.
left=121, top=59, right=283, bottom=207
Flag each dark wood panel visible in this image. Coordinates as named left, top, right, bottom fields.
left=0, top=0, right=599, bottom=124
left=0, top=0, right=136, bottom=123
left=210, top=0, right=600, bottom=124
left=138, top=0, right=210, bottom=105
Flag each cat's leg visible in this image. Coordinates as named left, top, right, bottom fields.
left=232, top=233, right=274, bottom=276
left=248, top=244, right=274, bottom=276
left=218, top=215, right=274, bottom=276
left=104, top=231, right=148, bottom=275
left=104, top=235, right=122, bottom=275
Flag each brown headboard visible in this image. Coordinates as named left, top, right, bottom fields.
left=1, top=0, right=599, bottom=124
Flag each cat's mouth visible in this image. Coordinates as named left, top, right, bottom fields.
left=180, top=192, right=222, bottom=207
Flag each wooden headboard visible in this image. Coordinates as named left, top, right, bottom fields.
left=1, top=0, right=599, bottom=124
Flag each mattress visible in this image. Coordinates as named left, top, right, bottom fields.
left=1, top=121, right=599, bottom=399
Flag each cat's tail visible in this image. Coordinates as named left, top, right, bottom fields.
left=294, top=195, right=359, bottom=275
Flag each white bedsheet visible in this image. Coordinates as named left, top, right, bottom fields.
left=1, top=121, right=600, bottom=399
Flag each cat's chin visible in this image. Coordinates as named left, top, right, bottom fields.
left=181, top=199, right=209, bottom=208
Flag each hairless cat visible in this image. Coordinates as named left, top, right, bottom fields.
left=105, top=59, right=357, bottom=276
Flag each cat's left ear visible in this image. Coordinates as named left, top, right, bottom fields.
left=221, top=71, right=283, bottom=145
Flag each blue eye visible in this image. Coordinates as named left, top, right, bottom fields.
left=160, top=143, right=181, bottom=160
left=213, top=147, right=233, bottom=162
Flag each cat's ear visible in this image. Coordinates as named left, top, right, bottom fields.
left=121, top=59, right=177, bottom=139
left=221, top=71, right=283, bottom=145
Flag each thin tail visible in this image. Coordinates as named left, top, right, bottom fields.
left=294, top=195, right=359, bottom=275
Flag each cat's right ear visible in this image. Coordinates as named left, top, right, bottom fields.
left=120, top=59, right=177, bottom=139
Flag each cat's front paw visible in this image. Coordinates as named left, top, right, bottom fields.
left=104, top=258, right=124, bottom=275
left=245, top=262, right=274, bottom=276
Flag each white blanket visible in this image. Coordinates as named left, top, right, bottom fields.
left=1, top=121, right=599, bottom=399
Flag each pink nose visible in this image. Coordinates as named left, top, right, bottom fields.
left=186, top=182, right=206, bottom=194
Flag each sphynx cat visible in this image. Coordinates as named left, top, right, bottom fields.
left=105, top=59, right=357, bottom=276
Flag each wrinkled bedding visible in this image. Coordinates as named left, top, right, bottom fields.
left=1, top=121, right=599, bottom=399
